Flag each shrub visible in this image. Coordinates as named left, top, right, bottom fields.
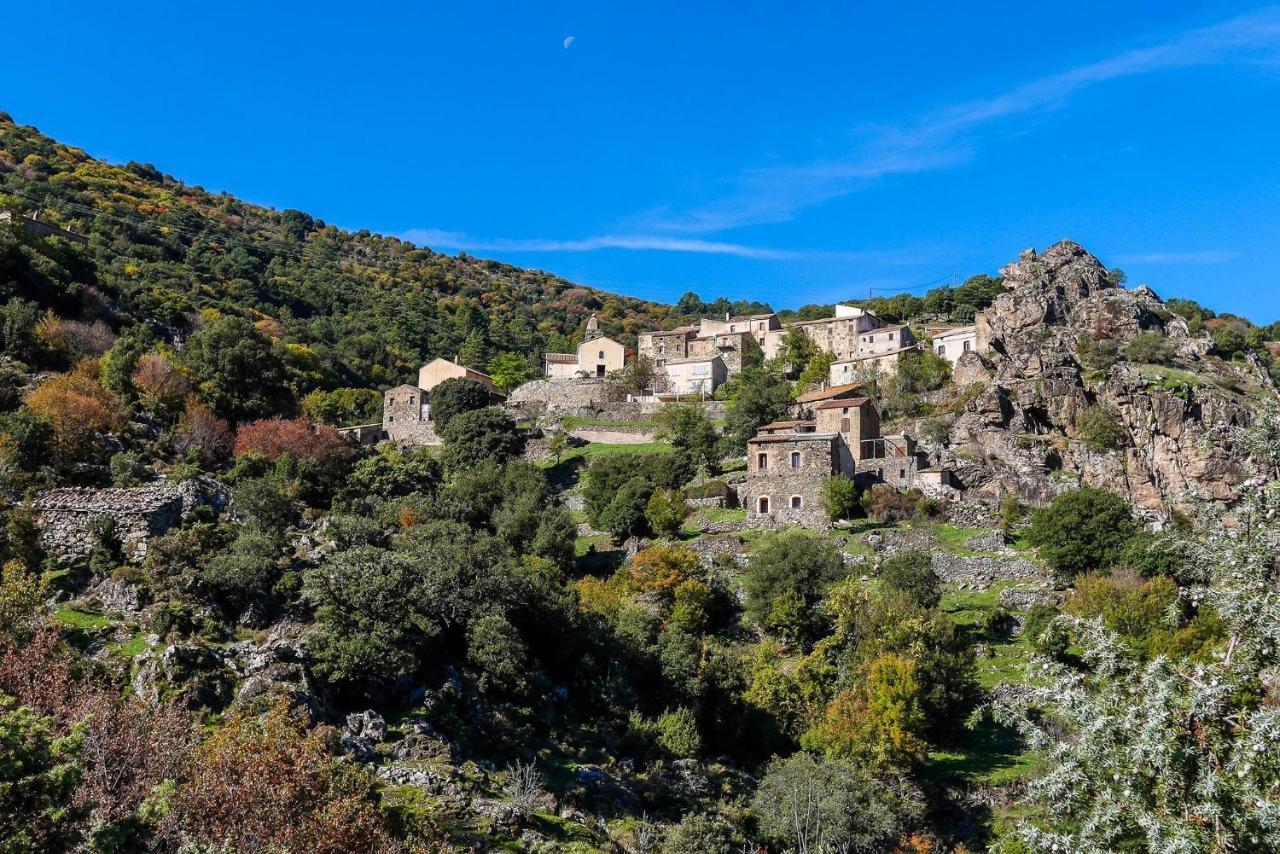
left=173, top=400, right=233, bottom=466
left=1026, top=486, right=1136, bottom=583
left=1076, top=334, right=1120, bottom=375
left=628, top=546, right=700, bottom=599
left=1075, top=405, right=1123, bottom=451
left=821, top=474, right=860, bottom=522
left=299, top=387, right=380, bottom=426
left=428, top=377, right=491, bottom=430
left=802, top=653, right=928, bottom=769
left=663, top=813, right=737, bottom=853
left=1124, top=331, right=1175, bottom=365
left=744, top=530, right=845, bottom=646
left=645, top=488, right=688, bottom=538
left=878, top=551, right=941, bottom=608
left=656, top=707, right=702, bottom=758
left=596, top=476, right=651, bottom=540
left=1023, top=603, right=1068, bottom=658
left=861, top=485, right=939, bottom=523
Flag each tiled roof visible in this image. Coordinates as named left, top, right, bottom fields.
left=812, top=397, right=871, bottom=410
left=795, top=381, right=864, bottom=403
left=760, top=419, right=814, bottom=430
left=748, top=432, right=838, bottom=444
left=544, top=353, right=578, bottom=364
left=36, top=485, right=182, bottom=515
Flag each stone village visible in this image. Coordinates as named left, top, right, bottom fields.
left=30, top=297, right=975, bottom=558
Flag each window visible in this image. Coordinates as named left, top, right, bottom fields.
left=757, top=453, right=768, bottom=470
left=937, top=344, right=946, bottom=356
left=963, top=340, right=971, bottom=352
left=758, top=496, right=770, bottom=514
left=899, top=468, right=906, bottom=479
left=790, top=451, right=801, bottom=468
left=888, top=332, right=895, bottom=340
left=598, top=350, right=604, bottom=359
left=790, top=495, right=803, bottom=509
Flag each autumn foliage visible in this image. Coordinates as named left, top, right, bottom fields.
left=23, top=360, right=125, bottom=457
left=234, top=417, right=355, bottom=465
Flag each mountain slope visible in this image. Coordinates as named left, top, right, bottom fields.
left=0, top=111, right=673, bottom=389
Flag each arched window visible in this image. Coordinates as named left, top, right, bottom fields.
left=598, top=350, right=604, bottom=359
left=758, top=496, right=770, bottom=514
left=790, top=495, right=803, bottom=509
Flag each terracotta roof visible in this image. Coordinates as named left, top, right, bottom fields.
left=748, top=432, right=838, bottom=444
left=812, top=397, right=871, bottom=410
left=795, top=382, right=864, bottom=403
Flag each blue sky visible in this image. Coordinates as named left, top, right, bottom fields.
left=6, top=2, right=1280, bottom=321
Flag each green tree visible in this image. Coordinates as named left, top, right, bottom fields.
left=743, top=530, right=846, bottom=645
left=428, top=377, right=491, bottom=430
left=99, top=324, right=155, bottom=400
left=181, top=316, right=288, bottom=422
left=1026, top=486, right=1136, bottom=583
left=878, top=550, right=940, bottom=608
left=485, top=352, right=536, bottom=393
left=751, top=753, right=925, bottom=854
left=821, top=474, right=860, bottom=522
left=653, top=403, right=720, bottom=472
left=725, top=364, right=792, bottom=451
left=0, top=695, right=83, bottom=853
left=440, top=406, right=526, bottom=473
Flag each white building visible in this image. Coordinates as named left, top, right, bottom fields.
left=544, top=335, right=627, bottom=379
left=930, top=325, right=978, bottom=364
left=663, top=355, right=727, bottom=397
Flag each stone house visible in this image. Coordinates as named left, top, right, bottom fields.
left=638, top=313, right=775, bottom=382
left=35, top=479, right=227, bottom=561
left=746, top=382, right=958, bottom=528
left=545, top=315, right=627, bottom=380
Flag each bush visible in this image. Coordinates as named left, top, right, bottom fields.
left=656, top=707, right=701, bottom=758
left=597, top=476, right=651, bottom=540
left=861, top=485, right=939, bottom=523
left=1074, top=405, right=1123, bottom=451
left=300, top=387, right=381, bottom=426
left=428, top=377, right=491, bottom=430
left=24, top=362, right=124, bottom=459
left=1023, top=603, right=1068, bottom=658
left=1124, top=331, right=1175, bottom=365
left=1026, top=486, right=1136, bottom=583
left=645, top=488, right=689, bottom=539
left=234, top=418, right=355, bottom=467
left=821, top=474, right=860, bottom=522
left=802, top=652, right=928, bottom=769
left=878, top=551, right=940, bottom=608
left=663, top=813, right=737, bottom=853
left=1076, top=335, right=1119, bottom=375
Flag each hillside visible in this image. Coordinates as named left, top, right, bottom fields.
left=0, top=111, right=673, bottom=391
left=3, top=116, right=1280, bottom=854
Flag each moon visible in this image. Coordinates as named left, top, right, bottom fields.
left=563, top=36, right=575, bottom=48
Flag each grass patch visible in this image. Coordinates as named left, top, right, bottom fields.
left=941, top=583, right=1037, bottom=690
left=931, top=523, right=991, bottom=555
left=55, top=606, right=112, bottom=630
left=927, top=715, right=1043, bottom=786
left=696, top=507, right=747, bottom=524
left=111, top=633, right=150, bottom=658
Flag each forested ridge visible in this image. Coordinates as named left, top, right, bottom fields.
left=0, top=110, right=677, bottom=393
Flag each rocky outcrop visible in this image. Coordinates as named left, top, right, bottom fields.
left=951, top=241, right=1272, bottom=515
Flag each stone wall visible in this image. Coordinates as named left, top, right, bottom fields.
left=508, top=378, right=628, bottom=411
left=35, top=479, right=227, bottom=561
left=568, top=428, right=660, bottom=445
left=386, top=419, right=441, bottom=446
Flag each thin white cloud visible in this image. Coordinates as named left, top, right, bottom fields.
left=402, top=228, right=799, bottom=259
left=645, top=7, right=1280, bottom=233
left=1116, top=250, right=1240, bottom=264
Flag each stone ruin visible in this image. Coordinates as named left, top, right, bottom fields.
left=34, top=478, right=228, bottom=562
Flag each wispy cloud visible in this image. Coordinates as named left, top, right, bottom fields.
left=402, top=228, right=798, bottom=259
left=1116, top=250, right=1240, bottom=264
left=645, top=7, right=1280, bottom=233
